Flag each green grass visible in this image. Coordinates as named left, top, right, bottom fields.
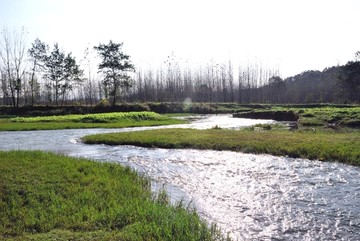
left=82, top=128, right=360, bottom=166
left=0, top=150, right=227, bottom=241
left=295, top=106, right=360, bottom=126
left=10, top=112, right=164, bottom=123
left=235, top=106, right=360, bottom=127
left=0, top=112, right=186, bottom=131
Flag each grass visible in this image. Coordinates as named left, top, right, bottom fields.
left=82, top=128, right=360, bottom=166
left=234, top=106, right=360, bottom=127
left=0, top=112, right=186, bottom=131
left=9, top=112, right=164, bottom=123
left=0, top=150, right=227, bottom=241
left=295, top=106, right=360, bottom=126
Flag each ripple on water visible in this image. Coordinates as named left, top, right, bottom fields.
left=116, top=149, right=360, bottom=241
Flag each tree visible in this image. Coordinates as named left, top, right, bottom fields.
left=82, top=47, right=98, bottom=106
left=0, top=27, right=27, bottom=107
left=61, top=53, right=83, bottom=105
left=94, top=41, right=135, bottom=106
left=338, top=60, right=360, bottom=103
left=268, top=76, right=286, bottom=103
left=355, top=51, right=360, bottom=61
left=28, top=38, right=48, bottom=105
left=44, top=43, right=83, bottom=106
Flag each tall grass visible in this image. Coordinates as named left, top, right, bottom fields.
left=0, top=150, right=227, bottom=240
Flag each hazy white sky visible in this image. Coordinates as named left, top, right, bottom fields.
left=1, top=0, right=359, bottom=77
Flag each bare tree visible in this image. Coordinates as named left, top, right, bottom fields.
left=0, top=28, right=27, bottom=107
left=28, top=38, right=48, bottom=105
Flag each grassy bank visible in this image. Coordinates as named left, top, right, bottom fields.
left=0, top=150, right=226, bottom=241
left=82, top=128, right=360, bottom=166
left=0, top=112, right=186, bottom=131
left=234, top=106, right=360, bottom=127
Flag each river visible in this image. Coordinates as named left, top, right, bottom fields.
left=1, top=115, right=359, bottom=240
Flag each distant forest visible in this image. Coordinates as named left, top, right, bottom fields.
left=131, top=61, right=359, bottom=104
left=1, top=28, right=359, bottom=107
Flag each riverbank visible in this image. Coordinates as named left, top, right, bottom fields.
left=234, top=106, right=360, bottom=127
left=0, top=112, right=186, bottom=131
left=82, top=128, right=360, bottom=166
left=0, top=150, right=227, bottom=241
left=1, top=104, right=359, bottom=131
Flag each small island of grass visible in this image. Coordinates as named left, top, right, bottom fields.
left=82, top=128, right=360, bottom=166
left=0, top=111, right=186, bottom=131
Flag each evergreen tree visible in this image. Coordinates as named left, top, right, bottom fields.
left=94, top=41, right=135, bottom=106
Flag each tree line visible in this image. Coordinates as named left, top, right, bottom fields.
left=0, top=28, right=135, bottom=107
left=1, top=28, right=359, bottom=107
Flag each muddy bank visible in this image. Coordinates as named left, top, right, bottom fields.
left=233, top=110, right=299, bottom=121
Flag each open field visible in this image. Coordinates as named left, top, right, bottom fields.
left=0, top=150, right=226, bottom=241
left=0, top=112, right=186, bottom=131
left=82, top=128, right=360, bottom=166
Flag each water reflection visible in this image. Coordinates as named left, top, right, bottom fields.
left=0, top=115, right=359, bottom=240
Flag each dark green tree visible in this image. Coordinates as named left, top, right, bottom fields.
left=28, top=38, right=48, bottom=105
left=268, top=76, right=286, bottom=103
left=338, top=60, right=360, bottom=103
left=94, top=41, right=135, bottom=106
left=45, top=43, right=83, bottom=106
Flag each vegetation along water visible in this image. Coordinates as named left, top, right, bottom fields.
left=81, top=105, right=360, bottom=166
left=0, top=111, right=186, bottom=131
left=0, top=150, right=227, bottom=241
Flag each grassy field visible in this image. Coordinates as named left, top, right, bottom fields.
left=82, top=128, right=360, bottom=166
left=0, top=112, right=186, bottom=131
left=0, top=150, right=227, bottom=241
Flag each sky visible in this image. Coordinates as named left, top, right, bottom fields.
left=1, top=0, right=359, bottom=78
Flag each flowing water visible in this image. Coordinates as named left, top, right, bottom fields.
left=1, top=115, right=359, bottom=240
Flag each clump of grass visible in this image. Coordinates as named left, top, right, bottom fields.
left=0, top=150, right=226, bottom=240
left=82, top=128, right=360, bottom=165
left=212, top=125, right=222, bottom=129
left=253, top=123, right=272, bottom=130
